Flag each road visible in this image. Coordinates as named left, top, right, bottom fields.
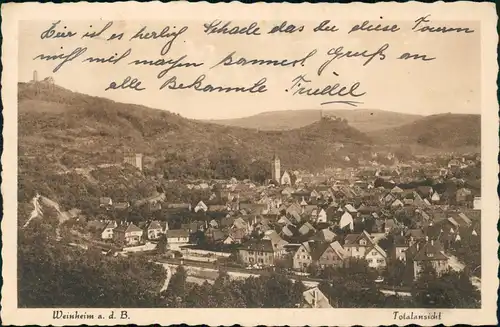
left=154, top=262, right=172, bottom=293
left=155, top=258, right=411, bottom=296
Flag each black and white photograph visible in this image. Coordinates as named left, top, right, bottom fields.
left=2, top=2, right=498, bottom=326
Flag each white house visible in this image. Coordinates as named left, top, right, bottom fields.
left=365, top=244, right=387, bottom=269
left=431, top=192, right=441, bottom=203
left=473, top=196, right=481, bottom=210
left=339, top=211, right=353, bottom=230
left=317, top=208, right=327, bottom=223
left=281, top=171, right=292, bottom=186
left=194, top=200, right=208, bottom=213
left=101, top=221, right=117, bottom=240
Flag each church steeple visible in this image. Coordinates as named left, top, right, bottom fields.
left=271, top=154, right=281, bottom=184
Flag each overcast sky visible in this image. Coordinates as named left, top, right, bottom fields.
left=19, top=19, right=480, bottom=119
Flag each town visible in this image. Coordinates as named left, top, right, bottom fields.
left=45, top=147, right=481, bottom=308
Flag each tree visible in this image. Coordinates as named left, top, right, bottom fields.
left=384, top=259, right=408, bottom=286
left=378, top=234, right=395, bottom=254
left=162, top=266, right=188, bottom=307
left=318, top=259, right=385, bottom=307
left=156, top=234, right=167, bottom=254
left=412, top=264, right=479, bottom=308
left=19, top=220, right=165, bottom=308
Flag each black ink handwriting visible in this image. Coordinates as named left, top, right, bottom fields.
left=268, top=21, right=304, bottom=34
left=317, top=43, right=389, bottom=75
left=159, top=74, right=268, bottom=94
left=129, top=54, right=204, bottom=79
left=40, top=20, right=77, bottom=39
left=33, top=47, right=87, bottom=73
left=203, top=20, right=261, bottom=36
left=210, top=50, right=317, bottom=69
left=81, top=22, right=114, bottom=39
left=413, top=15, right=475, bottom=33
left=348, top=20, right=400, bottom=34
left=288, top=74, right=366, bottom=100
left=107, top=32, right=124, bottom=41
left=83, top=48, right=132, bottom=64
left=105, top=76, right=146, bottom=91
left=313, top=20, right=339, bottom=32
left=321, top=100, right=364, bottom=107
left=398, top=52, right=436, bottom=61
left=129, top=25, right=189, bottom=56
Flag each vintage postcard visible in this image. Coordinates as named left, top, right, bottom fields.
left=1, top=1, right=498, bottom=326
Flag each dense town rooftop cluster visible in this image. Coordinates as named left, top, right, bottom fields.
left=69, top=152, right=481, bottom=285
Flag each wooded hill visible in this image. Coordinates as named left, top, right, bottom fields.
left=18, top=82, right=372, bottom=180
left=368, top=113, right=480, bottom=149
left=205, top=109, right=423, bottom=132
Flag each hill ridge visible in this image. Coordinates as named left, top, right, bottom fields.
left=18, top=82, right=372, bottom=181
left=203, top=108, right=424, bottom=132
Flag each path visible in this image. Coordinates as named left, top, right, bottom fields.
left=156, top=262, right=172, bottom=293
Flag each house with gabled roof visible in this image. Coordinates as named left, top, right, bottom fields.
left=405, top=238, right=448, bottom=280
left=343, top=230, right=375, bottom=258
left=405, top=228, right=425, bottom=240
left=417, top=186, right=434, bottom=198
left=391, top=199, right=404, bottom=208
left=113, top=201, right=130, bottom=210
left=316, top=241, right=346, bottom=269
left=344, top=204, right=357, bottom=214
left=391, top=186, right=404, bottom=194
left=229, top=226, right=248, bottom=244
left=456, top=212, right=472, bottom=226
left=113, top=222, right=143, bottom=246
left=239, top=239, right=277, bottom=267
left=316, top=208, right=327, bottom=223
left=298, top=221, right=315, bottom=235
left=260, top=231, right=288, bottom=259
left=383, top=218, right=397, bottom=234
left=289, top=211, right=302, bottom=224
left=166, top=229, right=190, bottom=245
left=281, top=187, right=295, bottom=197
left=431, top=191, right=441, bottom=203
left=381, top=192, right=396, bottom=205
left=456, top=188, right=472, bottom=204
left=277, top=215, right=292, bottom=226
left=99, top=197, right=113, bottom=208
left=293, top=240, right=317, bottom=270
left=302, top=287, right=332, bottom=308
left=392, top=233, right=409, bottom=261
left=365, top=244, right=387, bottom=269
left=194, top=200, right=208, bottom=213
left=101, top=220, right=117, bottom=240
left=312, top=228, right=337, bottom=243
left=159, top=221, right=169, bottom=234
left=280, top=224, right=298, bottom=239
left=146, top=220, right=163, bottom=240
left=339, top=211, right=354, bottom=230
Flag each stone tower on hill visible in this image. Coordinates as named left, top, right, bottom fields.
left=124, top=153, right=143, bottom=171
